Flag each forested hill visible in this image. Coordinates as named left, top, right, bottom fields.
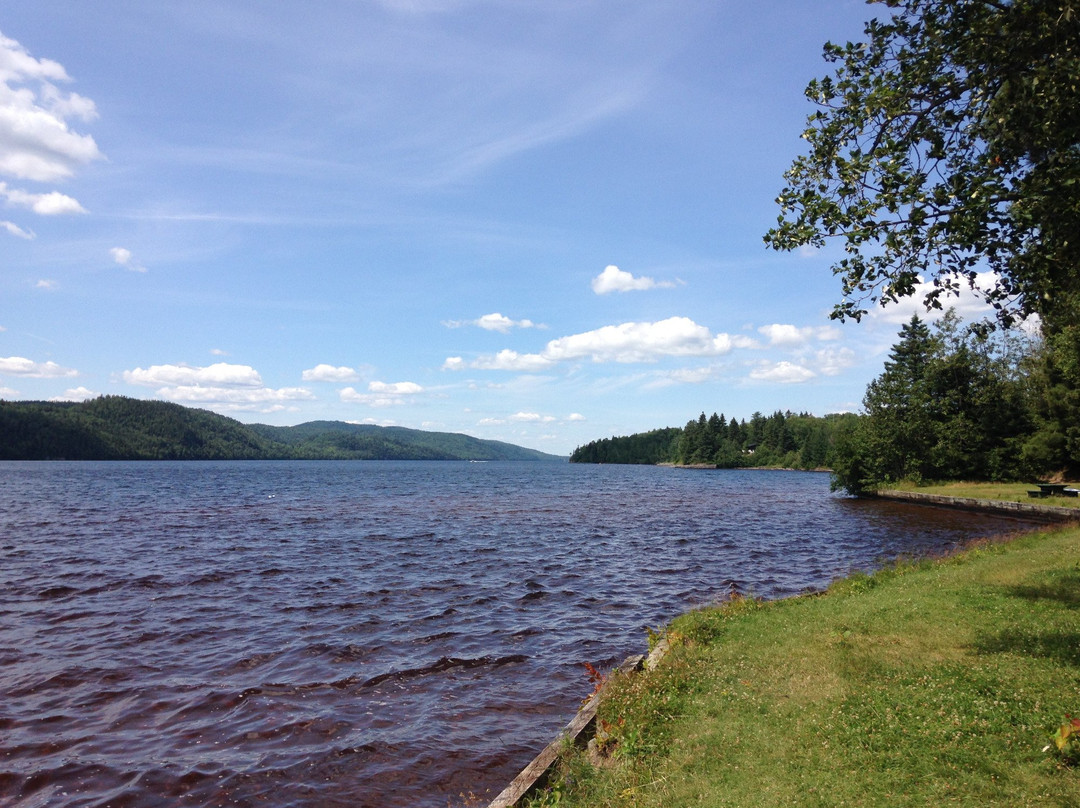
left=0, top=397, right=564, bottom=461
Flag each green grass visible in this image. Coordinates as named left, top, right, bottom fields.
left=526, top=526, right=1080, bottom=807
left=890, top=480, right=1080, bottom=508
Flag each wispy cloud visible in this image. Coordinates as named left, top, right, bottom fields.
left=1, top=220, right=33, bottom=238
left=110, top=246, right=147, bottom=273
left=442, top=312, right=539, bottom=333
left=758, top=323, right=841, bottom=347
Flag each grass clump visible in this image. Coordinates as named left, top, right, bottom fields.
left=526, top=526, right=1080, bottom=807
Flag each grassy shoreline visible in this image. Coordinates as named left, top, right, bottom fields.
left=525, top=522, right=1080, bottom=807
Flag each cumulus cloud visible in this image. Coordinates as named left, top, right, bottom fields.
left=758, top=323, right=842, bottom=347
left=123, top=362, right=264, bottom=388
left=0, top=31, right=103, bottom=183
left=591, top=265, right=678, bottom=295
left=110, top=246, right=146, bottom=273
left=0, top=182, right=85, bottom=214
left=0, top=385, right=18, bottom=397
left=1, top=219, right=32, bottom=238
left=446, top=317, right=755, bottom=370
left=340, top=380, right=424, bottom=406
left=567, top=412, right=586, bottom=422
left=749, top=361, right=816, bottom=384
left=867, top=271, right=1003, bottom=325
left=544, top=317, right=752, bottom=363
left=302, top=363, right=362, bottom=383
left=443, top=312, right=539, bottom=333
left=35, top=278, right=57, bottom=289
left=118, top=361, right=311, bottom=413
left=0, top=355, right=77, bottom=377
left=49, top=385, right=97, bottom=401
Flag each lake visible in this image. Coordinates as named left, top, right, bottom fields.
left=0, top=461, right=1040, bottom=807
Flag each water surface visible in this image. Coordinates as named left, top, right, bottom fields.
left=0, top=461, right=1039, bottom=806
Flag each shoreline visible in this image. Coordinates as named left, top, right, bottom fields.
left=483, top=490, right=1079, bottom=807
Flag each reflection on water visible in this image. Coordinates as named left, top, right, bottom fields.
left=0, top=461, right=1040, bottom=807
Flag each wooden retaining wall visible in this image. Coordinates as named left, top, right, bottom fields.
left=485, top=638, right=671, bottom=808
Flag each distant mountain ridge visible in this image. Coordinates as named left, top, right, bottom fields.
left=0, top=397, right=565, bottom=461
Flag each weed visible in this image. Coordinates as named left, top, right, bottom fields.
left=1047, top=715, right=1080, bottom=765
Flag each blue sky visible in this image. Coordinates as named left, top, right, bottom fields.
left=0, top=1, right=998, bottom=455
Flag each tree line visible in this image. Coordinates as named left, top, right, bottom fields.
left=570, top=411, right=858, bottom=469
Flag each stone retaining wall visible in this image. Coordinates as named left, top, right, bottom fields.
left=875, top=489, right=1080, bottom=523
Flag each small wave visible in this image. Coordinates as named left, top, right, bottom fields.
left=36, top=585, right=78, bottom=599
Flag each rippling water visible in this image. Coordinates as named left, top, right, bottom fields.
left=0, top=461, right=1039, bottom=807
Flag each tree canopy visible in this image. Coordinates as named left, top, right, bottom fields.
left=766, top=0, right=1080, bottom=329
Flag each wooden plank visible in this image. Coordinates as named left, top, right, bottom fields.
left=486, top=653, right=644, bottom=808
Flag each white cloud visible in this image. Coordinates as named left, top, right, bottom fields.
left=867, top=271, right=1000, bottom=325
left=473, top=349, right=553, bottom=371
left=302, top=363, right=362, bottom=383
left=814, top=346, right=856, bottom=376
left=567, top=412, right=586, bottom=422
left=0, top=355, right=77, bottom=377
left=758, top=323, right=842, bottom=347
left=210, top=348, right=228, bottom=356
left=543, top=317, right=751, bottom=363
left=509, top=411, right=556, bottom=423
left=122, top=362, right=264, bottom=388
left=591, top=265, right=678, bottom=295
left=0, top=32, right=103, bottom=182
left=35, top=278, right=57, bottom=289
left=0, top=385, right=18, bottom=397
left=1, top=219, right=32, bottom=238
left=369, top=380, right=423, bottom=395
left=0, top=183, right=85, bottom=214
left=156, top=385, right=314, bottom=412
left=443, top=312, right=539, bottom=333
left=109, top=245, right=147, bottom=273
left=49, top=385, right=97, bottom=401
left=749, top=361, right=816, bottom=384
left=447, top=317, right=755, bottom=370
left=340, top=380, right=424, bottom=406
left=642, top=365, right=723, bottom=389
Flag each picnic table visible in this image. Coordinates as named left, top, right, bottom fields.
left=1029, top=483, right=1079, bottom=498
